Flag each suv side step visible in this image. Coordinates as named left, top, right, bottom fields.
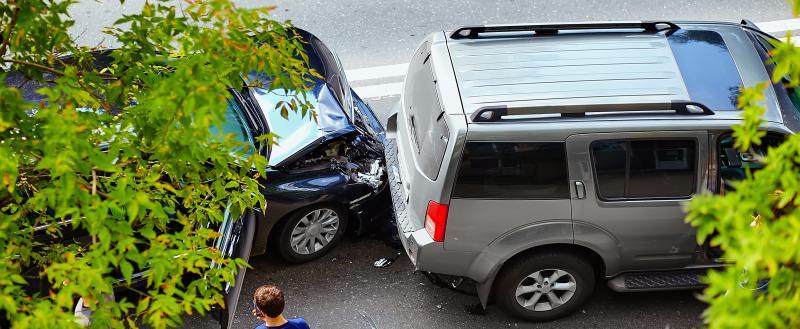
left=608, top=270, right=707, bottom=292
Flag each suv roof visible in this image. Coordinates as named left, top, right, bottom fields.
left=440, top=21, right=789, bottom=126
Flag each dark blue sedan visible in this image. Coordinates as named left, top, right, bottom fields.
left=219, top=29, right=389, bottom=264
left=5, top=29, right=389, bottom=328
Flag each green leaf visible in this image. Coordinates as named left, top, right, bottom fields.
left=0, top=0, right=303, bottom=326
left=120, top=260, right=134, bottom=284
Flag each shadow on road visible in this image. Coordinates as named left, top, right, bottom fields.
left=182, top=236, right=705, bottom=329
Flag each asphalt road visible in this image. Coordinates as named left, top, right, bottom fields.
left=66, top=1, right=799, bottom=99
left=68, top=1, right=793, bottom=68
left=61, top=1, right=794, bottom=328
left=261, top=0, right=793, bottom=68
left=181, top=237, right=706, bottom=329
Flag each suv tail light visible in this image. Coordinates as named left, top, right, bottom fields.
left=424, top=201, right=449, bottom=242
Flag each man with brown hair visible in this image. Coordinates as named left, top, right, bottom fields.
left=252, top=284, right=311, bottom=329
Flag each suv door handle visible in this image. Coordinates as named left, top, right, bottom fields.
left=574, top=181, right=586, bottom=199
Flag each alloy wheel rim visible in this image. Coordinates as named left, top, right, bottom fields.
left=514, top=269, right=577, bottom=312
left=290, top=208, right=339, bottom=255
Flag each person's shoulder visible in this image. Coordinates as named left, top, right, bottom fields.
left=287, top=317, right=310, bottom=329
left=253, top=324, right=268, bottom=329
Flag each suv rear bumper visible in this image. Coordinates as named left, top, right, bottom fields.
left=385, top=138, right=417, bottom=234
left=385, top=138, right=476, bottom=276
left=384, top=137, right=423, bottom=265
left=396, top=222, right=479, bottom=277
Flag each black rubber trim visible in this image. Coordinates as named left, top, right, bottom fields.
left=450, top=21, right=680, bottom=39
left=469, top=101, right=714, bottom=122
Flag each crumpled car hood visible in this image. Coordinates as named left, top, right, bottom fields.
left=251, top=82, right=356, bottom=167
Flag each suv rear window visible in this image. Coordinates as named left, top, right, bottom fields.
left=404, top=42, right=449, bottom=180
left=667, top=29, right=743, bottom=111
left=453, top=142, right=569, bottom=199
left=591, top=139, right=697, bottom=200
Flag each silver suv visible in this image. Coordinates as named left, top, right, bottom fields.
left=385, top=21, right=800, bottom=321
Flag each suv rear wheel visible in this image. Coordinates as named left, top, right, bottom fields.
left=495, top=251, right=595, bottom=321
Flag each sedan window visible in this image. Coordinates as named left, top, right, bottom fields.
left=210, top=100, right=256, bottom=156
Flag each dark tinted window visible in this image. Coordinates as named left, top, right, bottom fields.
left=592, top=139, right=697, bottom=200
left=453, top=142, right=569, bottom=199
left=747, top=31, right=800, bottom=131
left=667, top=30, right=743, bottom=111
left=718, top=132, right=784, bottom=193
left=247, top=30, right=326, bottom=89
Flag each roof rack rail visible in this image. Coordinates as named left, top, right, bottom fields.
left=470, top=101, right=714, bottom=122
left=450, top=21, right=680, bottom=39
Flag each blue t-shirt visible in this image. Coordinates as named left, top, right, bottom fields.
left=255, top=318, right=310, bottom=329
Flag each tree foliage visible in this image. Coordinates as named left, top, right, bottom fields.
left=0, top=0, right=314, bottom=328
left=686, top=2, right=800, bottom=328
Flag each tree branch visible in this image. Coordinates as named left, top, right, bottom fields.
left=1, top=58, right=66, bottom=76
left=0, top=4, right=21, bottom=58
left=2, top=58, right=132, bottom=81
left=2, top=57, right=146, bottom=110
left=91, top=168, right=97, bottom=196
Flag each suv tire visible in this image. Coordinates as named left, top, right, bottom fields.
left=495, top=251, right=595, bottom=321
left=276, top=205, right=348, bottom=263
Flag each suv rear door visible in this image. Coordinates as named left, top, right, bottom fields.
left=391, top=40, right=453, bottom=233
left=566, top=131, right=708, bottom=273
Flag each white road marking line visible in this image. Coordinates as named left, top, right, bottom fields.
left=756, top=18, right=800, bottom=33
left=779, top=37, right=800, bottom=45
left=349, top=18, right=800, bottom=99
left=346, top=63, right=408, bottom=82
left=352, top=82, right=403, bottom=99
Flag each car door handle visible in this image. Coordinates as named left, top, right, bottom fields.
left=574, top=181, right=586, bottom=199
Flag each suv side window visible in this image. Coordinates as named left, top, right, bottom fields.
left=453, top=142, right=569, bottom=199
left=591, top=139, right=697, bottom=200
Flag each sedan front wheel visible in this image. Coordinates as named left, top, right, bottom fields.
left=277, top=205, right=347, bottom=263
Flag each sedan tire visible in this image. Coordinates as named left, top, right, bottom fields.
left=276, top=205, right=348, bottom=263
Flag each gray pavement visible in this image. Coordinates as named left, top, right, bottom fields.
left=182, top=237, right=705, bottom=329
left=69, top=1, right=792, bottom=69
left=261, top=0, right=793, bottom=68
